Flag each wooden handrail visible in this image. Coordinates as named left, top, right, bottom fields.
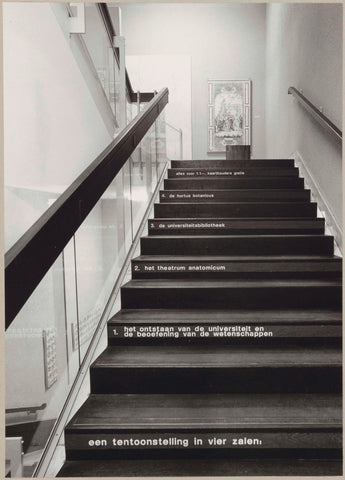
left=288, top=87, right=342, bottom=142
left=5, top=88, right=169, bottom=328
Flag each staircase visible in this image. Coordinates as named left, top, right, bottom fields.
left=58, top=158, right=342, bottom=477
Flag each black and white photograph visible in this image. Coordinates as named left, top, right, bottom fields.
left=3, top=1, right=343, bottom=478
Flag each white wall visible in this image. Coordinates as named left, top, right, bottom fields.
left=115, top=3, right=267, bottom=159
left=265, top=3, right=342, bottom=228
left=126, top=54, right=192, bottom=159
left=3, top=2, right=113, bottom=250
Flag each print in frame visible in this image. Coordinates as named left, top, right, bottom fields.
left=208, top=80, right=251, bottom=153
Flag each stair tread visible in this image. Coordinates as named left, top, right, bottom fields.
left=168, top=168, right=299, bottom=177
left=57, top=458, right=343, bottom=477
left=168, top=167, right=298, bottom=170
left=142, top=234, right=331, bottom=239
left=92, top=345, right=341, bottom=368
left=109, top=309, right=342, bottom=324
left=160, top=189, right=310, bottom=201
left=154, top=203, right=317, bottom=218
left=122, top=278, right=341, bottom=288
left=162, top=189, right=306, bottom=192
left=164, top=178, right=304, bottom=189
left=156, top=201, right=314, bottom=205
left=67, top=393, right=342, bottom=429
left=151, top=217, right=324, bottom=222
left=134, top=255, right=341, bottom=262
left=172, top=159, right=294, bottom=162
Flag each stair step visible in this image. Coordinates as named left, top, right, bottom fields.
left=141, top=235, right=334, bottom=255
left=131, top=255, right=342, bottom=279
left=148, top=218, right=325, bottom=235
left=90, top=345, right=341, bottom=394
left=171, top=159, right=295, bottom=168
left=164, top=177, right=304, bottom=190
left=58, top=457, right=343, bottom=477
left=107, top=309, right=342, bottom=344
left=58, top=148, right=343, bottom=477
left=167, top=167, right=299, bottom=178
left=121, top=278, right=341, bottom=309
left=64, top=393, right=342, bottom=458
left=160, top=189, right=311, bottom=203
left=154, top=202, right=317, bottom=218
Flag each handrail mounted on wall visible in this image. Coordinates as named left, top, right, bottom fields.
left=288, top=87, right=342, bottom=142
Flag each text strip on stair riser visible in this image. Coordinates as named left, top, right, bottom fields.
left=108, top=324, right=340, bottom=340
left=66, top=432, right=341, bottom=450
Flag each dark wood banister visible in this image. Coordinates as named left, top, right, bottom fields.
left=5, top=88, right=169, bottom=329
left=97, top=3, right=154, bottom=103
left=288, top=87, right=342, bottom=142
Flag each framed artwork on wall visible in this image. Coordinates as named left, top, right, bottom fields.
left=208, top=80, right=251, bottom=153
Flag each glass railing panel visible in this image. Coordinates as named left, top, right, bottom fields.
left=113, top=56, right=121, bottom=125
left=73, top=167, right=129, bottom=361
left=130, top=126, right=155, bottom=235
left=4, top=187, right=62, bottom=253
left=5, top=101, right=169, bottom=477
left=62, top=238, right=82, bottom=379
left=5, top=254, right=69, bottom=477
left=166, top=122, right=182, bottom=160
left=126, top=93, right=133, bottom=125
left=83, top=4, right=116, bottom=116
left=157, top=111, right=168, bottom=176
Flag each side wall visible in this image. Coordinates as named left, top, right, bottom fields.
left=4, top=3, right=113, bottom=250
left=117, top=3, right=267, bottom=159
left=265, top=3, right=342, bottom=229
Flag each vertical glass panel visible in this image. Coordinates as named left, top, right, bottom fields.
left=166, top=121, right=182, bottom=160
left=5, top=255, right=68, bottom=477
left=130, top=130, right=152, bottom=236
left=74, top=171, right=129, bottom=361
left=83, top=4, right=116, bottom=115
left=126, top=93, right=133, bottom=125
left=157, top=111, right=168, bottom=176
left=113, top=55, right=121, bottom=125
left=5, top=188, right=61, bottom=254
left=62, top=238, right=81, bottom=380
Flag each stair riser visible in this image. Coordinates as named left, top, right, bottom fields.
left=164, top=178, right=305, bottom=190
left=132, top=261, right=341, bottom=280
left=149, top=228, right=325, bottom=236
left=141, top=237, right=334, bottom=256
left=171, top=160, right=295, bottom=168
left=121, top=285, right=341, bottom=309
left=148, top=219, right=325, bottom=236
left=167, top=168, right=299, bottom=178
left=90, top=367, right=341, bottom=394
left=57, top=457, right=344, bottom=477
left=108, top=322, right=341, bottom=343
left=160, top=190, right=311, bottom=203
left=107, top=322, right=341, bottom=345
left=154, top=203, right=317, bottom=218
